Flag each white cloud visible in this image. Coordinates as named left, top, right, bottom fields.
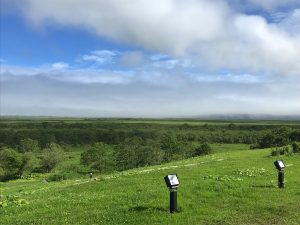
left=149, top=54, right=193, bottom=70
left=2, top=67, right=300, bottom=117
left=189, top=73, right=262, bottom=84
left=17, top=0, right=300, bottom=76
left=1, top=64, right=133, bottom=84
left=0, top=65, right=42, bottom=76
left=20, top=0, right=230, bottom=55
left=150, top=54, right=169, bottom=61
left=80, top=50, right=120, bottom=64
left=56, top=70, right=133, bottom=84
left=151, top=58, right=193, bottom=70
left=119, top=51, right=145, bottom=67
left=52, top=62, right=69, bottom=70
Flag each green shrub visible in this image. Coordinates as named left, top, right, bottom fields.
left=291, top=142, right=300, bottom=153
left=271, top=146, right=293, bottom=156
left=0, top=195, right=29, bottom=207
left=46, top=169, right=85, bottom=182
left=18, top=138, right=40, bottom=153
left=41, top=143, right=65, bottom=172
left=271, top=148, right=280, bottom=156
left=249, top=143, right=260, bottom=149
left=19, top=152, right=39, bottom=177
left=194, top=143, right=213, bottom=156
left=46, top=173, right=70, bottom=182
left=258, top=127, right=292, bottom=149
left=81, top=142, right=116, bottom=173
left=0, top=148, right=22, bottom=181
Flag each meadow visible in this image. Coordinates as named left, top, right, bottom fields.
left=1, top=145, right=300, bottom=224
left=1, top=119, right=300, bottom=224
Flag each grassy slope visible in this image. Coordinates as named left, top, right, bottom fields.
left=1, top=145, right=300, bottom=225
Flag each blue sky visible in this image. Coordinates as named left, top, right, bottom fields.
left=1, top=0, right=300, bottom=117
left=1, top=13, right=136, bottom=68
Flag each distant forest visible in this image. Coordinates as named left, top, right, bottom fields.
left=1, top=119, right=300, bottom=181
left=1, top=119, right=300, bottom=148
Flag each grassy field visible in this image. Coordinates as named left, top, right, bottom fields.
left=2, top=117, right=300, bottom=126
left=1, top=144, right=300, bottom=225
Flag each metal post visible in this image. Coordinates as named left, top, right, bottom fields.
left=170, top=189, right=177, bottom=213
left=278, top=170, right=284, bottom=188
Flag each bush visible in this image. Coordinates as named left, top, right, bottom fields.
left=194, top=143, right=213, bottom=156
left=160, top=133, right=181, bottom=161
left=271, top=148, right=281, bottom=156
left=58, top=164, right=89, bottom=174
left=18, top=138, right=40, bottom=153
left=19, top=152, right=39, bottom=177
left=46, top=173, right=68, bottom=182
left=46, top=165, right=87, bottom=182
left=0, top=148, right=22, bottom=181
left=249, top=143, right=260, bottom=149
left=271, top=146, right=293, bottom=156
left=0, top=195, right=29, bottom=207
left=134, top=145, right=165, bottom=167
left=41, top=143, right=65, bottom=172
left=0, top=167, right=5, bottom=180
left=81, top=142, right=116, bottom=173
left=291, top=142, right=300, bottom=153
left=114, top=138, right=165, bottom=170
left=290, top=130, right=300, bottom=141
left=258, top=127, right=292, bottom=149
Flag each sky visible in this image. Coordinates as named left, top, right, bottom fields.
left=0, top=0, right=300, bottom=117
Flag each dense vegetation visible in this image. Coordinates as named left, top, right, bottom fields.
left=1, top=119, right=300, bottom=181
left=1, top=119, right=300, bottom=148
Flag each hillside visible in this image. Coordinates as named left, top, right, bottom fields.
left=1, top=146, right=300, bottom=225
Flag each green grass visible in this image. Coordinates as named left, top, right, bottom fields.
left=108, top=119, right=300, bottom=126
left=1, top=145, right=300, bottom=225
left=2, top=117, right=300, bottom=126
left=210, top=143, right=250, bottom=152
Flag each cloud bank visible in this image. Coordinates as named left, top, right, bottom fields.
left=14, top=0, right=300, bottom=76
left=1, top=0, right=300, bottom=117
left=1, top=63, right=300, bottom=117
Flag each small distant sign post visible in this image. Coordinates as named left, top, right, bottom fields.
left=274, top=160, right=285, bottom=188
left=164, top=174, right=180, bottom=213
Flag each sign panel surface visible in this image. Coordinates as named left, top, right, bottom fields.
left=278, top=161, right=285, bottom=168
left=168, top=175, right=179, bottom=186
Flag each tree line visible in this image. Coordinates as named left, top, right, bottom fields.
left=0, top=133, right=212, bottom=181
left=1, top=121, right=300, bottom=149
left=1, top=120, right=300, bottom=181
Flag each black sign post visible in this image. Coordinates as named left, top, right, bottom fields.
left=274, top=160, right=285, bottom=189
left=164, top=174, right=180, bottom=213
left=278, top=170, right=284, bottom=188
left=170, top=189, right=178, bottom=213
